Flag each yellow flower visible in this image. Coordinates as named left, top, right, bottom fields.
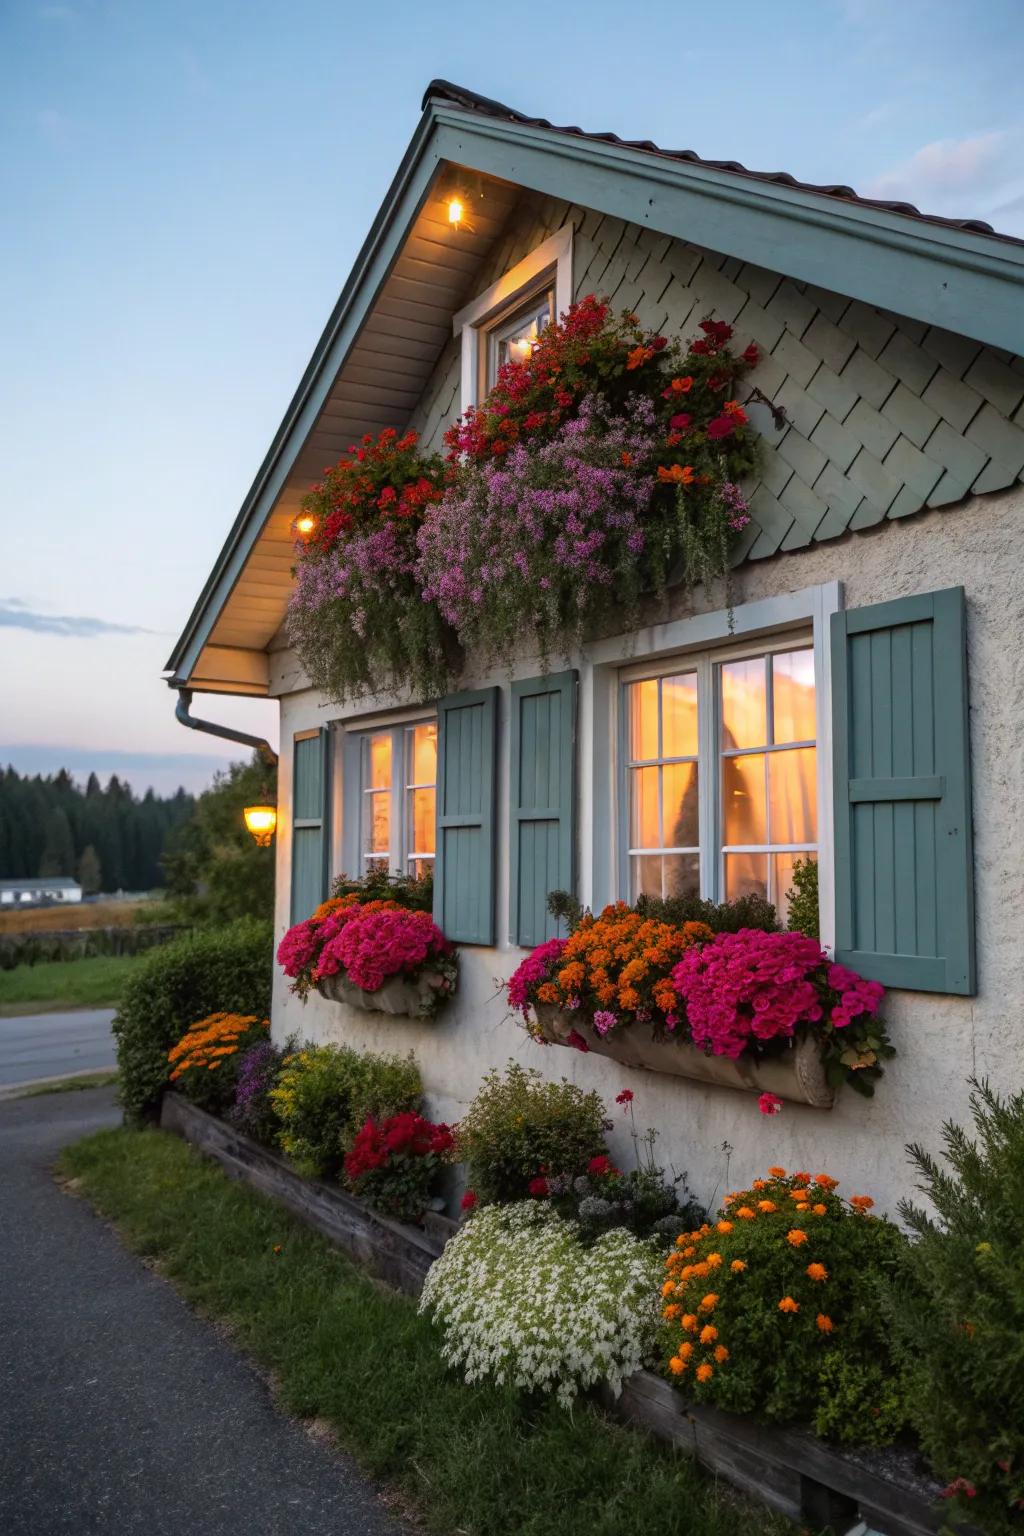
left=696, top=1363, right=714, bottom=1383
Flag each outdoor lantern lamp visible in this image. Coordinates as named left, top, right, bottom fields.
left=243, top=805, right=277, bottom=847
left=447, top=195, right=464, bottom=228
left=294, top=514, right=315, bottom=536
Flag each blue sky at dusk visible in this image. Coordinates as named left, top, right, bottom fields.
left=2, top=0, right=1022, bottom=794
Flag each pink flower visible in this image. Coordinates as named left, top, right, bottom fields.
left=505, top=938, right=568, bottom=1016
left=317, top=907, right=451, bottom=992
left=592, top=1009, right=617, bottom=1036
left=759, top=1092, right=784, bottom=1116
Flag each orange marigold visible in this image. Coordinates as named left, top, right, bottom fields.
left=730, top=1259, right=747, bottom=1273
left=681, top=1314, right=698, bottom=1333
left=816, top=1313, right=834, bottom=1333
left=714, top=1344, right=729, bottom=1363
left=717, top=1220, right=733, bottom=1234
left=778, top=1296, right=800, bottom=1314
left=806, top=1263, right=828, bottom=1282
left=767, top=1165, right=786, bottom=1178
left=786, top=1229, right=809, bottom=1247
left=814, top=1173, right=839, bottom=1191
left=699, top=1324, right=718, bottom=1344
left=678, top=1341, right=694, bottom=1360
left=757, top=1200, right=777, bottom=1214
left=668, top=1355, right=687, bottom=1375
left=812, top=1203, right=828, bottom=1217
left=736, top=1206, right=756, bottom=1220
left=696, top=1363, right=714, bottom=1383
left=699, top=1293, right=719, bottom=1312
left=850, top=1195, right=875, bottom=1211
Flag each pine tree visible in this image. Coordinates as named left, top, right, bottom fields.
left=77, top=844, right=102, bottom=894
left=38, top=807, right=75, bottom=877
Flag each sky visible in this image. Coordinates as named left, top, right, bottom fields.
left=2, top=0, right=1022, bottom=796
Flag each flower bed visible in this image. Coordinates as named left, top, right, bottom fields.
left=278, top=887, right=458, bottom=1019
left=506, top=903, right=893, bottom=1110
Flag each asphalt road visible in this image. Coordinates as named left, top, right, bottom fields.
left=0, top=1086, right=406, bottom=1536
left=0, top=1008, right=117, bottom=1087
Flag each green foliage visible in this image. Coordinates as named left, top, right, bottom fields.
left=270, top=1042, right=422, bottom=1181
left=549, top=1164, right=706, bottom=1249
left=0, top=952, right=145, bottom=1013
left=546, top=888, right=779, bottom=936
left=112, top=917, right=273, bottom=1122
left=784, top=857, right=819, bottom=939
left=329, top=865, right=433, bottom=911
left=891, top=1080, right=1024, bottom=1529
left=456, top=1061, right=610, bottom=1205
left=162, top=753, right=276, bottom=925
left=661, top=1168, right=912, bottom=1447
left=60, top=1125, right=785, bottom=1536
left=0, top=764, right=194, bottom=891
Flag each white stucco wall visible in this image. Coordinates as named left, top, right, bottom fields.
left=269, top=482, right=1024, bottom=1219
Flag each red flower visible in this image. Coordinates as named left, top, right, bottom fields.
left=615, top=1089, right=634, bottom=1105
left=566, top=1028, right=590, bottom=1053
left=940, top=1479, right=977, bottom=1500
left=743, top=343, right=760, bottom=365
left=588, top=1155, right=616, bottom=1176
left=700, top=319, right=733, bottom=345
left=669, top=413, right=693, bottom=432
left=460, top=1189, right=478, bottom=1211
left=706, top=414, right=737, bottom=440
left=650, top=335, right=668, bottom=351
left=528, top=1175, right=550, bottom=1197
left=759, top=1092, right=784, bottom=1116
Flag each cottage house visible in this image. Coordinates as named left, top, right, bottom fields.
left=166, top=82, right=1024, bottom=1212
left=0, top=877, right=83, bottom=906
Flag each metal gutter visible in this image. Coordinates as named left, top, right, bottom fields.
left=174, top=688, right=278, bottom=768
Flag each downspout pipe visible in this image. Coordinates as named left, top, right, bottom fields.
left=174, top=688, right=278, bottom=769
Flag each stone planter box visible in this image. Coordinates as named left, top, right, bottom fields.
left=316, top=969, right=449, bottom=1019
left=533, top=1003, right=834, bottom=1109
left=160, top=1092, right=454, bottom=1295
left=161, top=1093, right=952, bottom=1536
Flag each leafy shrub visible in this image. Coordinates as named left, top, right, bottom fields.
left=890, top=1080, right=1024, bottom=1529
left=113, top=917, right=273, bottom=1122
left=228, top=1037, right=290, bottom=1145
left=270, top=1042, right=421, bottom=1180
left=329, top=866, right=433, bottom=911
left=660, top=1166, right=911, bottom=1447
left=455, top=1061, right=609, bottom=1205
left=784, top=856, right=819, bottom=939
left=167, top=1012, right=269, bottom=1115
left=344, top=1113, right=454, bottom=1224
left=420, top=1201, right=662, bottom=1405
left=546, top=887, right=779, bottom=936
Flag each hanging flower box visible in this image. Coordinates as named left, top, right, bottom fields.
left=316, top=968, right=453, bottom=1019
left=532, top=1002, right=834, bottom=1108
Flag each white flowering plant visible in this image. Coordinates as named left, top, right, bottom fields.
left=419, top=1201, right=662, bottom=1407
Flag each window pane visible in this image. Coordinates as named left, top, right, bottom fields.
left=365, top=791, right=390, bottom=855
left=367, top=732, right=391, bottom=790
left=630, top=854, right=663, bottom=901
left=408, top=787, right=435, bottom=857
left=661, top=672, right=698, bottom=758
left=721, top=658, right=767, bottom=749
left=723, top=753, right=767, bottom=845
left=663, top=853, right=700, bottom=899
left=768, top=747, right=817, bottom=844
left=772, top=649, right=816, bottom=744
left=724, top=852, right=768, bottom=901
left=629, top=766, right=660, bottom=849
left=772, top=851, right=817, bottom=926
left=628, top=679, right=660, bottom=760
left=662, top=762, right=699, bottom=848
left=409, top=856, right=434, bottom=881
left=408, top=722, right=437, bottom=786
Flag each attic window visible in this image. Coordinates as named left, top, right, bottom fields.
left=452, top=225, right=573, bottom=412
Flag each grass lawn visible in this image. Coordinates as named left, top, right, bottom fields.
left=0, top=953, right=145, bottom=1015
left=60, top=1126, right=786, bottom=1536
left=10, top=1070, right=118, bottom=1098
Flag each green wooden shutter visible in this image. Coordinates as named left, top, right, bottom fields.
left=291, top=728, right=330, bottom=922
left=509, top=670, right=576, bottom=946
left=831, top=587, right=975, bottom=994
left=433, top=688, right=498, bottom=944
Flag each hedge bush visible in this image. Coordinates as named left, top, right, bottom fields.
left=113, top=918, right=273, bottom=1122
left=270, top=1042, right=422, bottom=1180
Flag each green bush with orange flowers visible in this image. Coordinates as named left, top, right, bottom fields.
left=659, top=1166, right=912, bottom=1447
left=167, top=1011, right=270, bottom=1115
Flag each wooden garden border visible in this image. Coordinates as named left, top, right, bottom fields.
left=160, top=1092, right=949, bottom=1536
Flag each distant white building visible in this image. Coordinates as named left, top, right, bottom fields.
left=0, top=878, right=83, bottom=906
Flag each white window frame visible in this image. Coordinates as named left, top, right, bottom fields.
left=452, top=226, right=574, bottom=413
left=336, top=713, right=437, bottom=880
left=581, top=582, right=841, bottom=951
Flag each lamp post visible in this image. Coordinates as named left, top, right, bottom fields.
left=243, top=805, right=277, bottom=847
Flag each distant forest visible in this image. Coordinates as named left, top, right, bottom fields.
left=0, top=766, right=196, bottom=893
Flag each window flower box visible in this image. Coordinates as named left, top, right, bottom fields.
left=532, top=1002, right=834, bottom=1108
left=316, top=968, right=453, bottom=1019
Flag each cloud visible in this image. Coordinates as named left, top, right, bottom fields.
left=864, top=130, right=1024, bottom=236
left=0, top=599, right=158, bottom=639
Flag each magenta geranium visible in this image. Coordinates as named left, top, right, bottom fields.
left=321, top=907, right=453, bottom=993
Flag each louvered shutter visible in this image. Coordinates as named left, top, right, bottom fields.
left=291, top=728, right=330, bottom=922
left=830, top=587, right=975, bottom=994
left=433, top=688, right=498, bottom=944
left=509, top=670, right=576, bottom=946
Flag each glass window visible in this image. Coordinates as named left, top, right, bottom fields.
left=486, top=289, right=554, bottom=387
left=624, top=671, right=700, bottom=901
left=720, top=647, right=817, bottom=918
left=621, top=643, right=817, bottom=921
left=358, top=720, right=436, bottom=878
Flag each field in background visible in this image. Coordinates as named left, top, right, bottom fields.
left=0, top=953, right=145, bottom=1015
left=0, top=897, right=163, bottom=935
